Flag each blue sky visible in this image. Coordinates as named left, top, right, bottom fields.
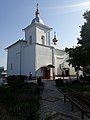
left=0, top=0, right=90, bottom=69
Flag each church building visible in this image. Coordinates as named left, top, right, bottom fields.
left=6, top=4, right=75, bottom=79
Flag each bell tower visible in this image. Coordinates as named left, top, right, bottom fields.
left=23, top=4, right=52, bottom=46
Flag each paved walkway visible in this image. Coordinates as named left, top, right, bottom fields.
left=39, top=80, right=89, bottom=120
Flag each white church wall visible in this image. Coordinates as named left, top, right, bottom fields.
left=25, top=26, right=36, bottom=44
left=55, top=56, right=64, bottom=75
left=63, top=61, right=76, bottom=75
left=69, top=65, right=76, bottom=76
left=20, top=42, right=27, bottom=75
left=47, top=31, right=50, bottom=45
left=55, top=49, right=65, bottom=56
left=54, top=48, right=76, bottom=76
left=54, top=49, right=65, bottom=75
left=64, top=61, right=82, bottom=77
left=36, top=44, right=52, bottom=77
left=23, top=44, right=35, bottom=76
left=62, top=54, right=76, bottom=76
left=7, top=43, right=21, bottom=76
left=36, top=26, right=49, bottom=46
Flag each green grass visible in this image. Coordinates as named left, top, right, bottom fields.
left=62, top=82, right=90, bottom=97
left=66, top=84, right=89, bottom=91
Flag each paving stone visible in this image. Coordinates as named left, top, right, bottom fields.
left=39, top=80, right=89, bottom=120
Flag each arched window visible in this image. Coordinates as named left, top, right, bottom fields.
left=41, top=35, right=45, bottom=45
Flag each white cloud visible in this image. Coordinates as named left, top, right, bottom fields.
left=62, top=2, right=90, bottom=8
left=50, top=2, right=90, bottom=11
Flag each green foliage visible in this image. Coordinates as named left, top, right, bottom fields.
left=65, top=47, right=82, bottom=67
left=0, top=100, right=40, bottom=120
left=77, top=10, right=90, bottom=66
left=55, top=78, right=64, bottom=86
left=66, top=10, right=90, bottom=70
left=0, top=87, right=16, bottom=104
left=0, top=107, right=11, bottom=120
left=8, top=101, right=40, bottom=120
left=0, top=82, right=40, bottom=120
left=7, top=75, right=25, bottom=87
left=63, top=82, right=90, bottom=93
left=71, top=80, right=80, bottom=84
left=44, top=112, right=52, bottom=120
left=79, top=11, right=90, bottom=45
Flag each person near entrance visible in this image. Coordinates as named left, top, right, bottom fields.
left=29, top=72, right=32, bottom=80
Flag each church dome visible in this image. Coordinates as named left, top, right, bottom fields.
left=31, top=16, right=44, bottom=24
left=31, top=4, right=44, bottom=25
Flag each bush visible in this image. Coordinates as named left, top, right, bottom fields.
left=55, top=78, right=64, bottom=86
left=7, top=75, right=26, bottom=87
left=8, top=100, right=40, bottom=120
left=0, top=100, right=40, bottom=120
left=0, top=80, right=40, bottom=120
left=0, top=87, right=14, bottom=103
left=71, top=80, right=80, bottom=84
left=7, top=96, right=40, bottom=120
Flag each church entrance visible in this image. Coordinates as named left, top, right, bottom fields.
left=45, top=67, right=50, bottom=79
left=41, top=64, right=54, bottom=79
left=62, top=68, right=70, bottom=77
left=43, top=67, right=50, bottom=79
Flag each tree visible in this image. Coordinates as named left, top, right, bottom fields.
left=78, top=10, right=90, bottom=67
left=78, top=11, right=90, bottom=45
left=66, top=10, right=90, bottom=75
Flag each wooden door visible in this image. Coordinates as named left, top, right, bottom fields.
left=43, top=68, right=50, bottom=79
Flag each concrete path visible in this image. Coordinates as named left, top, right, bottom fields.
left=39, top=80, right=89, bottom=120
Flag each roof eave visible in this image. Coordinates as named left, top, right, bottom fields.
left=22, top=22, right=52, bottom=31
left=5, top=40, right=27, bottom=50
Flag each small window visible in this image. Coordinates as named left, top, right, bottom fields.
left=41, top=35, right=45, bottom=45
left=29, top=36, right=32, bottom=45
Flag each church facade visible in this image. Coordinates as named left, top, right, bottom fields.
left=6, top=5, right=75, bottom=79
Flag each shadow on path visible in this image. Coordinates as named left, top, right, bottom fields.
left=39, top=80, right=83, bottom=120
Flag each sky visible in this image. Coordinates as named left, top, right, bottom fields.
left=0, top=0, right=90, bottom=69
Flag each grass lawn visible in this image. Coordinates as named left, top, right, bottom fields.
left=64, top=83, right=90, bottom=92
left=62, top=82, right=90, bottom=97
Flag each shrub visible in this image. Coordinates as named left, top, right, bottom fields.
left=0, top=100, right=40, bottom=120
left=0, top=87, right=14, bottom=103
left=8, top=101, right=40, bottom=120
left=7, top=75, right=25, bottom=87
left=0, top=106, right=11, bottom=120
left=55, top=78, right=64, bottom=86
left=0, top=78, right=41, bottom=120
left=71, top=80, right=80, bottom=84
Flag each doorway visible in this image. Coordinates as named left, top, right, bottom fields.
left=43, top=67, right=50, bottom=79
